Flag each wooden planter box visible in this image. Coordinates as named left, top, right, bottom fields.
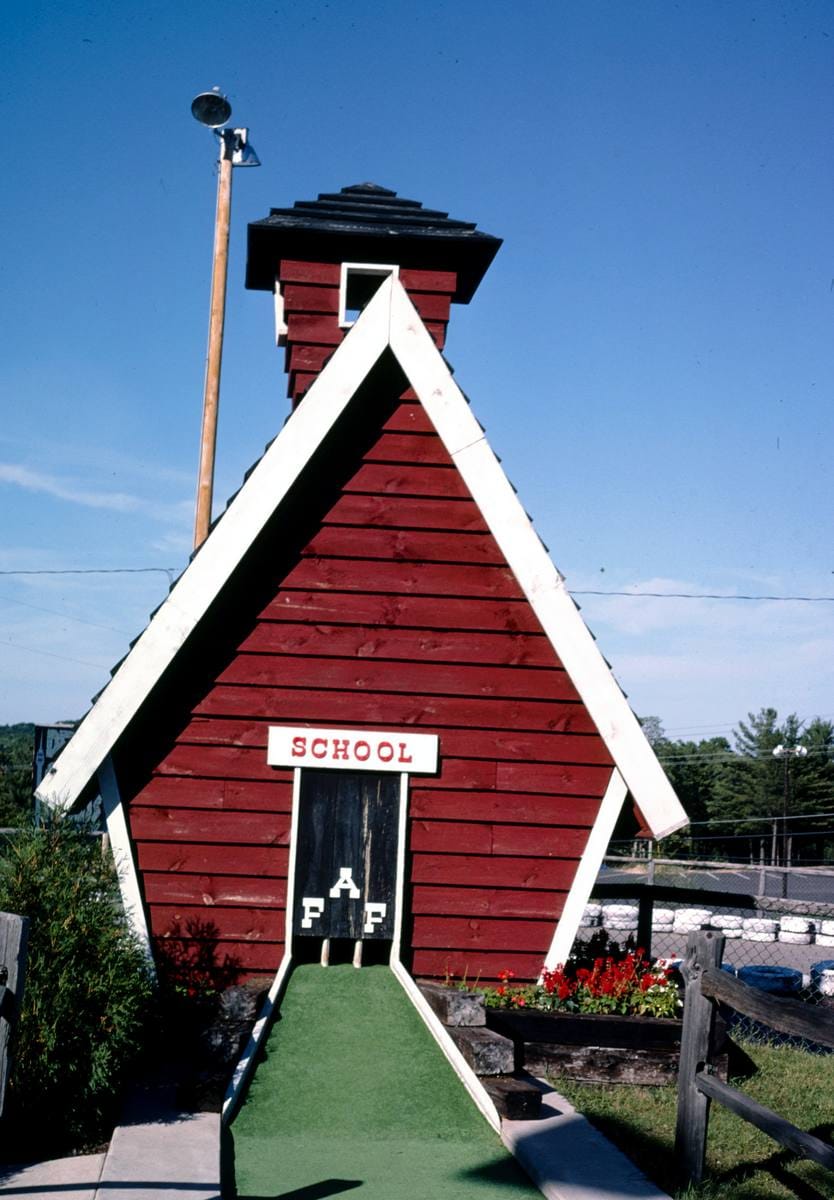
left=486, top=1009, right=729, bottom=1086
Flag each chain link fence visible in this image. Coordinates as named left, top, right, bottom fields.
left=576, top=857, right=834, bottom=1047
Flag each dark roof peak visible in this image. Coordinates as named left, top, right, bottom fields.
left=248, top=183, right=501, bottom=303
left=340, top=182, right=396, bottom=197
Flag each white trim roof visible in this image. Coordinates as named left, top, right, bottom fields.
left=37, top=275, right=687, bottom=839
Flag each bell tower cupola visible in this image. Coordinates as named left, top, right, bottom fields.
left=246, top=183, right=501, bottom=408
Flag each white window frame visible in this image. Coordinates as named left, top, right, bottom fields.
left=338, top=262, right=399, bottom=328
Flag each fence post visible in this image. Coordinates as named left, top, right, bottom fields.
left=674, top=928, right=725, bottom=1186
left=758, top=842, right=766, bottom=898
left=637, top=889, right=654, bottom=958
left=0, top=911, right=29, bottom=1118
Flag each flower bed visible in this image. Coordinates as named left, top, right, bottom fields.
left=476, top=938, right=732, bottom=1086
left=483, top=940, right=681, bottom=1020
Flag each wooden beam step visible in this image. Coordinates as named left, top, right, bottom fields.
left=480, top=1075, right=543, bottom=1120
left=419, top=983, right=486, bottom=1027
left=448, top=1026, right=514, bottom=1075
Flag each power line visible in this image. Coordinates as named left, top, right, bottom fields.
left=0, top=571, right=828, bottom=603
left=684, top=809, right=834, bottom=828
left=614, top=827, right=834, bottom=844
left=656, top=745, right=833, bottom=764
left=0, top=593, right=133, bottom=636
left=575, top=589, right=834, bottom=602
left=661, top=716, right=834, bottom=740
left=0, top=637, right=109, bottom=670
left=0, top=567, right=179, bottom=579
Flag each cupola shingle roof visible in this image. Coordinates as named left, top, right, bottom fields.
left=246, top=182, right=501, bottom=302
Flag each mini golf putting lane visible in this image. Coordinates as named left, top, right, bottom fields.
left=231, top=963, right=541, bottom=1199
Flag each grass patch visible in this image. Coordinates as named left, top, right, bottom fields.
left=553, top=1042, right=834, bottom=1199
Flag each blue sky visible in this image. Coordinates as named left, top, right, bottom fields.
left=1, top=1, right=832, bottom=739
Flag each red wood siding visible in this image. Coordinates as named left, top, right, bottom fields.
left=126, top=400, right=615, bottom=982
left=277, top=261, right=456, bottom=405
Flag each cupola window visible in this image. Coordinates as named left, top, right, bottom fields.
left=339, top=263, right=399, bottom=327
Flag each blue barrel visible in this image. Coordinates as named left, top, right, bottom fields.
left=737, top=965, right=802, bottom=996
left=720, top=963, right=736, bottom=975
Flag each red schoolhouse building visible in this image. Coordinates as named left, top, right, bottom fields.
left=37, top=183, right=687, bottom=991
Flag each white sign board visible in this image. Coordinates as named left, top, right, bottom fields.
left=267, top=726, right=438, bottom=774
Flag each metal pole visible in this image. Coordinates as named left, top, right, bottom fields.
left=781, top=753, right=789, bottom=869
left=194, top=131, right=234, bottom=550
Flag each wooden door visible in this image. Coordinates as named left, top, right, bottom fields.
left=292, top=770, right=400, bottom=942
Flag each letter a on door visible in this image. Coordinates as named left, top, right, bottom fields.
left=329, top=866, right=361, bottom=899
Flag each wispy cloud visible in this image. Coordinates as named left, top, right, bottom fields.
left=0, top=461, right=192, bottom=527
left=562, top=570, right=834, bottom=732
left=0, top=433, right=192, bottom=487
left=149, top=529, right=193, bottom=554
left=0, top=463, right=141, bottom=511
left=569, top=574, right=833, bottom=639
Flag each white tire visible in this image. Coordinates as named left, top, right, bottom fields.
left=815, top=934, right=834, bottom=947
left=652, top=909, right=675, bottom=926
left=815, top=969, right=834, bottom=997
left=583, top=904, right=602, bottom=920
left=746, top=930, right=776, bottom=942
left=778, top=931, right=812, bottom=945
left=720, top=928, right=743, bottom=939
left=606, top=921, right=638, bottom=931
left=674, top=909, right=712, bottom=931
left=780, top=916, right=812, bottom=934
left=743, top=918, right=778, bottom=933
left=605, top=905, right=639, bottom=921
left=819, top=920, right=834, bottom=937
left=712, top=913, right=743, bottom=929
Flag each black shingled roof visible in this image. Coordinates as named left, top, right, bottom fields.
left=246, top=183, right=501, bottom=303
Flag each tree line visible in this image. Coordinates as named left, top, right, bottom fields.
left=3, top=710, right=834, bottom=863
left=638, top=708, right=834, bottom=865
left=0, top=723, right=34, bottom=827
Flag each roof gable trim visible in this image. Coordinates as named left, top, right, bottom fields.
left=38, top=275, right=686, bottom=839
left=36, top=276, right=396, bottom=810
left=388, top=286, right=686, bottom=838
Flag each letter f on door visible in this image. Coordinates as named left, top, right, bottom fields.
left=301, top=897, right=325, bottom=928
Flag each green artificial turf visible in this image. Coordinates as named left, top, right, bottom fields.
left=231, top=962, right=541, bottom=1199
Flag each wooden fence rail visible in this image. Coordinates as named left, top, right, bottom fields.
left=674, top=929, right=834, bottom=1185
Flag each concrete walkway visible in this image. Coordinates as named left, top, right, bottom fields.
left=0, top=1075, right=668, bottom=1200
left=0, top=1085, right=220, bottom=1200
left=0, top=1154, right=106, bottom=1200
left=503, top=1080, right=671, bottom=1200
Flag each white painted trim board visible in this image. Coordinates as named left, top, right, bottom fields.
left=542, top=769, right=628, bottom=971
left=97, top=755, right=154, bottom=964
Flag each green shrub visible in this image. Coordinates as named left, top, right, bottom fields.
left=0, top=817, right=154, bottom=1159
